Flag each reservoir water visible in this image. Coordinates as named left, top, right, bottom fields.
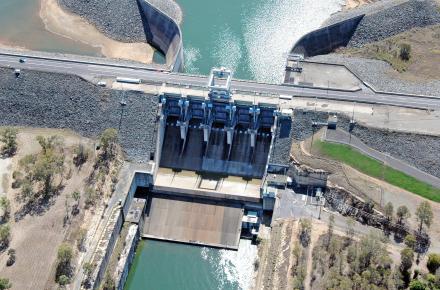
left=179, top=0, right=344, bottom=82
left=0, top=0, right=99, bottom=56
left=0, top=0, right=344, bottom=81
left=124, top=239, right=258, bottom=290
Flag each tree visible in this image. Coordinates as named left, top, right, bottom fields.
left=400, top=247, right=414, bottom=273
left=102, top=273, right=115, bottom=290
left=325, top=214, right=335, bottom=250
left=18, top=136, right=65, bottom=199
left=58, top=275, right=70, bottom=286
left=99, top=128, right=118, bottom=159
left=0, top=278, right=11, bottom=290
left=396, top=205, right=411, bottom=224
left=0, top=197, right=11, bottom=223
left=299, top=218, right=312, bottom=247
left=415, top=201, right=433, bottom=233
left=409, top=279, right=427, bottom=290
left=82, top=262, right=94, bottom=281
left=84, top=187, right=98, bottom=208
left=6, top=249, right=16, bottom=267
left=346, top=218, right=355, bottom=241
left=77, top=228, right=87, bottom=252
left=404, top=234, right=416, bottom=250
left=427, top=253, right=440, bottom=274
left=73, top=143, right=89, bottom=167
left=0, top=127, right=18, bottom=157
left=384, top=202, right=394, bottom=222
left=56, top=243, right=73, bottom=281
left=0, top=224, right=11, bottom=250
left=71, top=191, right=81, bottom=215
left=399, top=43, right=411, bottom=61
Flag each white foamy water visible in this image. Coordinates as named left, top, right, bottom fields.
left=184, top=46, right=202, bottom=74
left=203, top=239, right=258, bottom=290
left=243, top=0, right=345, bottom=83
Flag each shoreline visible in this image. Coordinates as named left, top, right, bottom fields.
left=39, top=0, right=154, bottom=64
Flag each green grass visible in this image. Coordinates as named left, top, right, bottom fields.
left=314, top=140, right=440, bottom=202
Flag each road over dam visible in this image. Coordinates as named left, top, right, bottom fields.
left=1, top=51, right=440, bottom=110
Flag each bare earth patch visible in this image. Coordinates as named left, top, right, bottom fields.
left=344, top=0, right=376, bottom=10
left=340, top=25, right=440, bottom=82
left=40, top=0, right=154, bottom=64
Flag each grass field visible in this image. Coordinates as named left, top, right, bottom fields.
left=314, top=140, right=440, bottom=202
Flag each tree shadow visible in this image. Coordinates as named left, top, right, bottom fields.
left=14, top=185, right=65, bottom=222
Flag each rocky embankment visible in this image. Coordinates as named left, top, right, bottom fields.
left=291, top=109, right=440, bottom=179
left=347, top=0, right=440, bottom=47
left=58, top=0, right=182, bottom=43
left=326, top=0, right=440, bottom=47
left=0, top=68, right=158, bottom=162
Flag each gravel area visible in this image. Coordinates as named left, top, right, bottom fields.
left=0, top=68, right=159, bottom=163
left=58, top=0, right=182, bottom=43
left=310, top=54, right=440, bottom=96
left=325, top=0, right=440, bottom=47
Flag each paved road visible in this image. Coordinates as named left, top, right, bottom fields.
left=325, top=128, right=440, bottom=189
left=1, top=52, right=440, bottom=110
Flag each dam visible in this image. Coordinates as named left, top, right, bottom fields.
left=122, top=67, right=293, bottom=251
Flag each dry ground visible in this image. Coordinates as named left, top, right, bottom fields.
left=344, top=0, right=376, bottom=10
left=292, top=130, right=440, bottom=254
left=0, top=128, right=96, bottom=290
left=340, top=24, right=440, bottom=82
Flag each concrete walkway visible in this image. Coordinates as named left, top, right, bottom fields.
left=324, top=128, right=440, bottom=189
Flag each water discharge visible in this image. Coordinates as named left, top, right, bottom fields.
left=125, top=239, right=258, bottom=290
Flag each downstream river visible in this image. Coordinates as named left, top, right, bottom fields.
left=125, top=239, right=258, bottom=290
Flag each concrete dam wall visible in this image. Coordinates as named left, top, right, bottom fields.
left=138, top=0, right=184, bottom=72
left=291, top=15, right=364, bottom=57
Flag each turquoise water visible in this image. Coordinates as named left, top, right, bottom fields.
left=178, top=0, right=344, bottom=82
left=125, top=239, right=258, bottom=290
left=0, top=0, right=99, bottom=55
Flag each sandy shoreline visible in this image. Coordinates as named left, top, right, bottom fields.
left=344, top=0, right=375, bottom=10
left=39, top=0, right=154, bottom=64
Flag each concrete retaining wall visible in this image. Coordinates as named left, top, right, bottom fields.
left=291, top=15, right=364, bottom=57
left=86, top=207, right=123, bottom=290
left=115, top=225, right=139, bottom=290
left=122, top=172, right=152, bottom=217
left=137, top=0, right=184, bottom=72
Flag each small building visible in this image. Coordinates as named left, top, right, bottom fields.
left=125, top=198, right=147, bottom=232
left=242, top=211, right=259, bottom=237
